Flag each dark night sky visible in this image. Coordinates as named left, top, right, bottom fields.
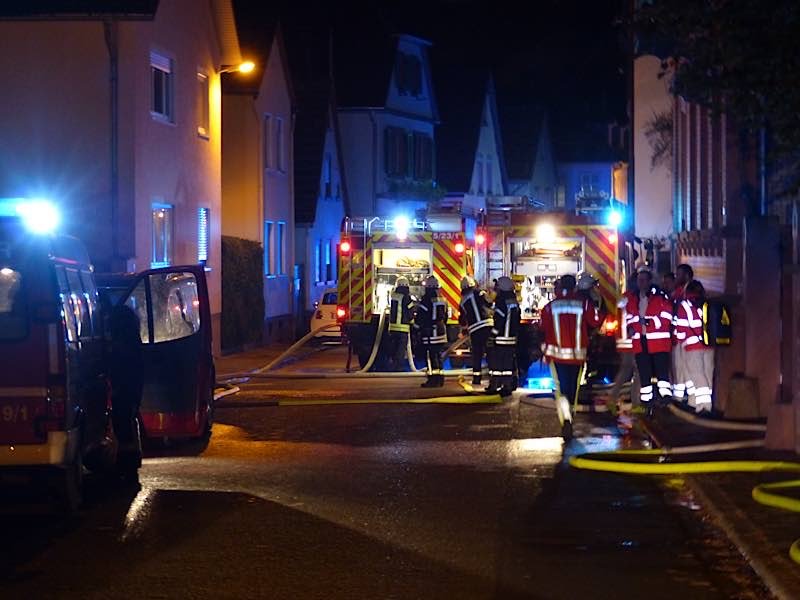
left=235, top=0, right=628, bottom=159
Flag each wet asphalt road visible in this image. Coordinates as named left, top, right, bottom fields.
left=0, top=348, right=770, bottom=599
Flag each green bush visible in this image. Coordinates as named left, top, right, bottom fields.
left=222, top=236, right=264, bottom=351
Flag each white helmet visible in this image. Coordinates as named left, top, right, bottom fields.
left=395, top=276, right=410, bottom=288
left=496, top=276, right=514, bottom=292
left=577, top=272, right=598, bottom=291
left=460, top=276, right=476, bottom=290
left=424, top=275, right=439, bottom=289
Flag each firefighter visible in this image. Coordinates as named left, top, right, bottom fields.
left=673, top=280, right=714, bottom=413
left=415, top=275, right=447, bottom=387
left=540, top=274, right=602, bottom=439
left=670, top=263, right=694, bottom=401
left=388, top=276, right=414, bottom=371
left=459, top=276, right=493, bottom=385
left=486, top=276, right=521, bottom=397
left=625, top=268, right=673, bottom=412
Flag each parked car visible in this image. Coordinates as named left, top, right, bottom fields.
left=312, top=288, right=342, bottom=339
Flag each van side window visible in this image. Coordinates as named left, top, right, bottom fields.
left=55, top=266, right=78, bottom=343
left=79, top=270, right=99, bottom=337
left=124, top=279, right=151, bottom=344
left=149, top=272, right=201, bottom=343
left=66, top=268, right=91, bottom=339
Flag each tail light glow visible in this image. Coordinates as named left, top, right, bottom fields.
left=475, top=233, right=486, bottom=245
left=336, top=306, right=347, bottom=320
left=340, top=240, right=351, bottom=254
left=455, top=242, right=465, bottom=254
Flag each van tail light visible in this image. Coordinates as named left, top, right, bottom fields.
left=336, top=306, right=347, bottom=322
left=315, top=310, right=323, bottom=319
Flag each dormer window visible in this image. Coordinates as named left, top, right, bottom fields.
left=395, top=52, right=422, bottom=97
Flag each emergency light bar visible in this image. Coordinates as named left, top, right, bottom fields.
left=0, top=198, right=60, bottom=234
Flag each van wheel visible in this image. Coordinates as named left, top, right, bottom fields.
left=58, top=453, right=83, bottom=514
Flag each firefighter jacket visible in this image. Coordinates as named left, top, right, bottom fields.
left=673, top=299, right=707, bottom=351
left=624, top=287, right=673, bottom=354
left=491, top=293, right=521, bottom=346
left=541, top=291, right=601, bottom=364
left=459, top=287, right=492, bottom=333
left=414, top=290, right=447, bottom=345
left=389, top=287, right=414, bottom=333
left=615, top=291, right=637, bottom=354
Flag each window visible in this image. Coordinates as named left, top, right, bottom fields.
left=325, top=239, right=332, bottom=281
left=330, top=240, right=337, bottom=280
left=66, top=268, right=91, bottom=340
left=321, top=291, right=337, bottom=305
left=385, top=127, right=408, bottom=177
left=323, top=153, right=332, bottom=198
left=580, top=172, right=600, bottom=192
left=395, top=52, right=422, bottom=97
left=150, top=51, right=174, bottom=122
left=413, top=133, right=433, bottom=180
left=0, top=266, right=26, bottom=340
left=152, top=203, right=174, bottom=268
left=274, top=117, right=284, bottom=172
left=197, top=207, right=210, bottom=264
left=124, top=279, right=150, bottom=343
left=276, top=221, right=285, bottom=275
left=149, top=272, right=201, bottom=343
left=264, top=221, right=273, bottom=275
left=263, top=114, right=272, bottom=169
left=197, top=72, right=209, bottom=138
left=316, top=239, right=323, bottom=282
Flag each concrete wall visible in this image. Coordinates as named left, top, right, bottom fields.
left=337, top=110, right=375, bottom=216
left=634, top=55, right=672, bottom=239
left=0, top=21, right=113, bottom=263
left=222, top=94, right=261, bottom=242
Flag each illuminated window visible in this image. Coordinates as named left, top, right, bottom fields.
left=150, top=51, right=174, bottom=122
left=152, top=203, right=174, bottom=268
left=263, top=114, right=272, bottom=169
left=325, top=239, right=332, bottom=281
left=197, top=207, right=210, bottom=264
left=197, top=72, right=209, bottom=138
left=264, top=221, right=273, bottom=275
left=274, top=117, right=284, bottom=172
left=277, top=221, right=285, bottom=274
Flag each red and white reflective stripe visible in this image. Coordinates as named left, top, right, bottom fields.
left=545, top=344, right=587, bottom=361
left=659, top=311, right=674, bottom=321
left=640, top=385, right=654, bottom=403
left=674, top=331, right=687, bottom=340
left=683, top=335, right=702, bottom=346
left=673, top=318, right=689, bottom=327
left=646, top=331, right=671, bottom=340
left=657, top=380, right=672, bottom=397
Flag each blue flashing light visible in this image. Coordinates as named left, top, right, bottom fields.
left=394, top=214, right=410, bottom=241
left=0, top=198, right=60, bottom=234
left=607, top=209, right=623, bottom=228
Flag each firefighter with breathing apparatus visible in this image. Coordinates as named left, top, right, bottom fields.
left=414, top=275, right=447, bottom=387
left=459, top=276, right=493, bottom=386
left=486, top=276, right=521, bottom=397
left=387, top=276, right=414, bottom=371
left=540, top=274, right=602, bottom=440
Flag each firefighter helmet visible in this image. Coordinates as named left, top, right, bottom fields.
left=395, top=276, right=410, bottom=288
left=496, top=276, right=514, bottom=292
left=460, top=276, right=476, bottom=290
left=577, top=272, right=598, bottom=291
left=424, top=275, right=439, bottom=289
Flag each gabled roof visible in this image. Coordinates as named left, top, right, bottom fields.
left=498, top=100, right=548, bottom=181
left=435, top=67, right=496, bottom=194
left=0, top=0, right=158, bottom=18
left=293, top=81, right=334, bottom=225
left=224, top=6, right=288, bottom=98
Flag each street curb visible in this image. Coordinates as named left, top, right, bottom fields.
left=642, top=417, right=800, bottom=600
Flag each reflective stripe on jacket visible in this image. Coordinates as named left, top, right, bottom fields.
left=459, top=288, right=492, bottom=333
left=541, top=291, right=601, bottom=364
left=625, top=287, right=673, bottom=354
left=673, top=299, right=707, bottom=351
left=389, top=290, right=413, bottom=333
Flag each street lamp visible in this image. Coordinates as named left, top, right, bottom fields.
left=219, top=61, right=255, bottom=74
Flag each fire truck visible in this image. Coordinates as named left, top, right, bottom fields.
left=337, top=212, right=477, bottom=367
left=337, top=200, right=631, bottom=374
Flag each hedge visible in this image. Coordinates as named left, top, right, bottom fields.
left=221, top=235, right=264, bottom=351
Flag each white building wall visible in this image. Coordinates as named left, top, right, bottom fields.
left=337, top=110, right=375, bottom=216
left=469, top=95, right=504, bottom=196
left=634, top=54, right=673, bottom=238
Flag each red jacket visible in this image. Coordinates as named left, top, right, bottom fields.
left=541, top=291, right=601, bottom=365
left=624, top=287, right=673, bottom=354
left=673, top=298, right=708, bottom=351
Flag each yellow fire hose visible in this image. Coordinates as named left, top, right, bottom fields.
left=569, top=446, right=800, bottom=564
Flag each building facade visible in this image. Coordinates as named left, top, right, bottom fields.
left=0, top=0, right=241, bottom=354
left=222, top=24, right=295, bottom=343
left=337, top=35, right=439, bottom=219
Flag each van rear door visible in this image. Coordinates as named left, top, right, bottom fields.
left=115, top=266, right=213, bottom=438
